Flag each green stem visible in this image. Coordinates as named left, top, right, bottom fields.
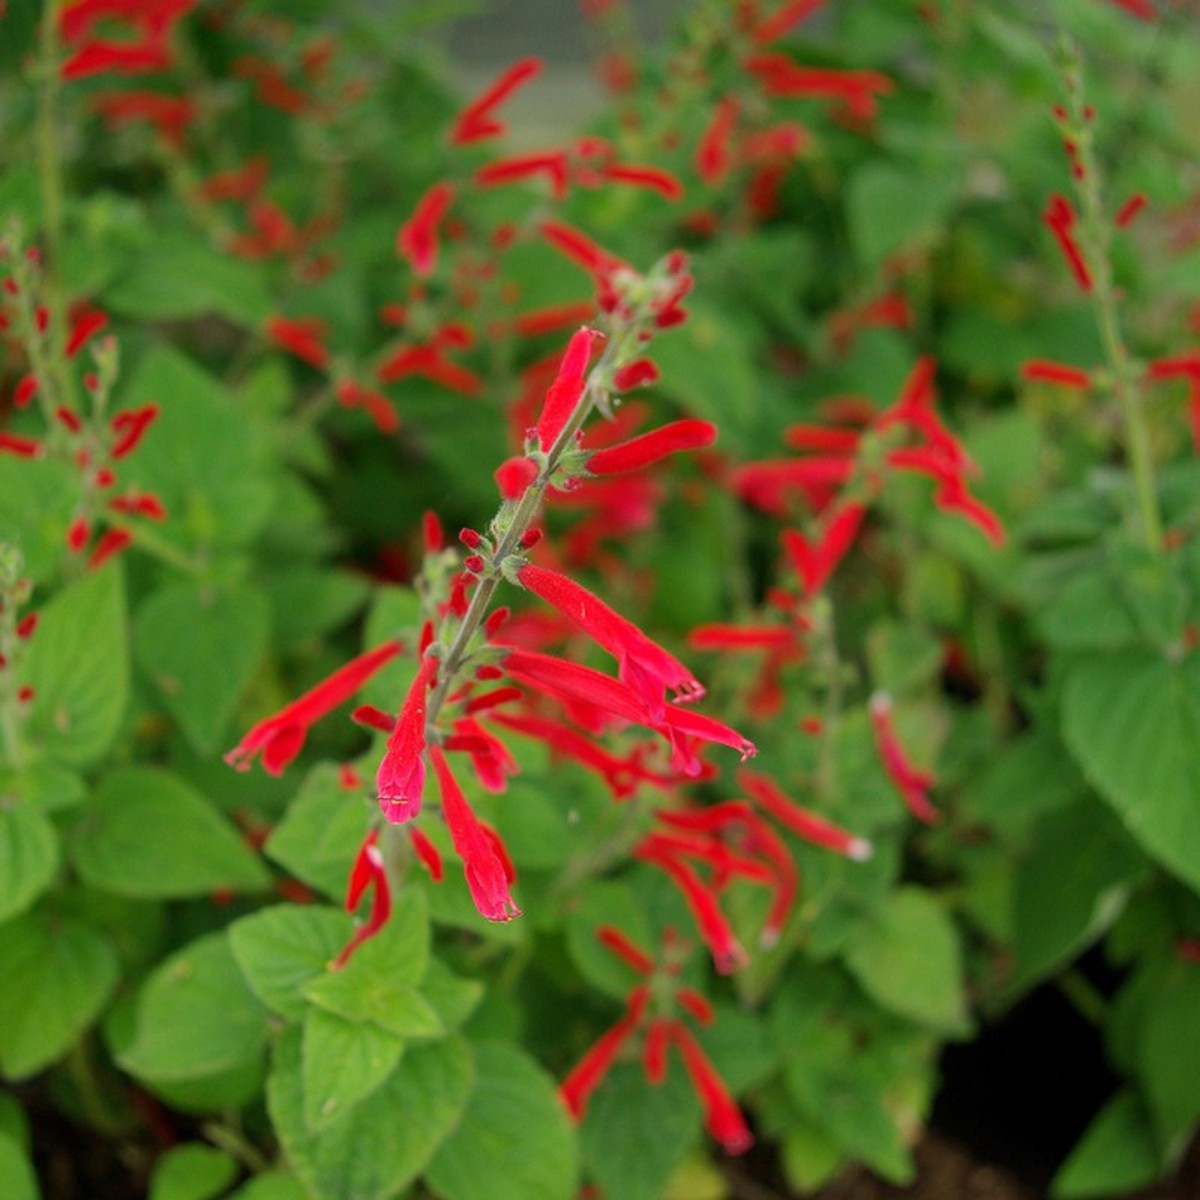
left=200, top=1120, right=271, bottom=1174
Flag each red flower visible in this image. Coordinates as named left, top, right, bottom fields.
left=88, top=528, right=132, bottom=569
left=534, top=327, right=603, bottom=451
left=869, top=692, right=939, bottom=824
left=376, top=654, right=439, bottom=823
left=518, top=562, right=703, bottom=713
left=333, top=831, right=391, bottom=968
left=669, top=1023, right=754, bottom=1155
left=737, top=768, right=872, bottom=859
left=1021, top=360, right=1092, bottom=388
left=451, top=57, right=543, bottom=145
left=587, top=419, right=715, bottom=474
left=781, top=501, right=867, bottom=596
left=266, top=315, right=329, bottom=370
left=494, top=455, right=539, bottom=500
left=596, top=162, right=684, bottom=201
left=695, top=96, right=739, bottom=185
left=560, top=985, right=650, bottom=1119
left=226, top=640, right=403, bottom=776
left=0, top=433, right=43, bottom=459
left=752, top=0, right=826, bottom=44
left=539, top=219, right=628, bottom=281
left=110, top=404, right=159, bottom=458
left=475, top=150, right=572, bottom=200
left=430, top=746, right=521, bottom=922
left=1043, top=193, right=1093, bottom=292
left=396, top=181, right=456, bottom=277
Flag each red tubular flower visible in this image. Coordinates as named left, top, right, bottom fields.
left=447, top=716, right=519, bottom=792
left=783, top=423, right=862, bottom=453
left=511, top=300, right=597, bottom=338
left=1115, top=192, right=1148, bottom=228
left=501, top=646, right=649, bottom=728
left=92, top=90, right=194, bottom=147
left=88, top=528, right=132, bottom=569
left=226, top=640, right=403, bottom=776
left=695, top=96, right=739, bottom=185
left=744, top=54, right=892, bottom=119
left=643, top=1018, right=672, bottom=1085
left=396, top=181, right=456, bottom=278
left=65, top=308, right=108, bottom=358
left=517, top=562, right=704, bottom=712
left=560, top=985, right=650, bottom=1120
left=596, top=925, right=655, bottom=975
left=109, top=404, right=159, bottom=458
left=0, top=433, right=43, bottom=459
left=597, top=163, right=684, bottom=201
left=781, top=501, right=867, bottom=596
left=375, top=344, right=482, bottom=396
left=1043, top=194, right=1093, bottom=291
left=430, top=746, right=521, bottom=922
left=495, top=455, right=539, bottom=500
left=669, top=1023, right=754, bottom=1155
left=635, top=844, right=747, bottom=974
left=376, top=654, right=439, bottom=823
left=587, top=419, right=715, bottom=474
left=109, top=492, right=167, bottom=521
left=333, top=831, right=392, bottom=968
left=539, top=219, right=628, bottom=281
left=731, top=457, right=855, bottom=515
left=451, top=57, right=543, bottom=145
left=66, top=517, right=90, bottom=554
left=196, top=156, right=269, bottom=203
left=408, top=825, right=444, bottom=881
left=335, top=380, right=400, bottom=435
left=15, top=375, right=39, bottom=409
left=738, top=768, right=872, bottom=860
left=476, top=150, right=572, bottom=200
left=17, top=614, right=39, bottom=640
left=688, top=624, right=796, bottom=651
left=266, top=315, right=329, bottom=370
left=1021, top=360, right=1092, bottom=388
left=752, top=0, right=826, bottom=44
left=869, top=692, right=940, bottom=824
left=534, top=327, right=603, bottom=451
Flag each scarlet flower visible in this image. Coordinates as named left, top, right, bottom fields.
left=695, top=96, right=739, bottom=185
left=396, top=181, right=456, bottom=277
left=669, top=1023, right=754, bottom=1155
left=475, top=150, right=572, bottom=200
left=560, top=985, right=650, bottom=1119
left=752, top=0, right=826, bottom=44
left=597, top=163, right=684, bottom=201
left=781, top=501, right=867, bottom=596
left=408, top=825, right=444, bottom=881
left=66, top=517, right=90, bottom=554
left=333, top=831, right=391, bottom=969
left=265, top=315, right=328, bottom=370
left=1115, top=192, right=1148, bottom=228
left=517, top=562, right=704, bottom=712
left=539, top=219, right=628, bottom=281
left=14, top=375, right=38, bottom=409
left=510, top=300, right=597, bottom=338
left=92, top=90, right=195, bottom=147
left=1043, top=193, right=1093, bottom=292
left=376, top=653, right=439, bottom=823
left=1021, top=360, right=1092, bottom=388
left=494, top=455, right=539, bottom=500
left=0, top=433, right=43, bottom=459
left=88, top=528, right=132, bottom=569
left=596, top=925, right=655, bottom=975
left=731, top=457, right=855, bottom=516
left=744, top=54, right=892, bottom=120
left=869, top=692, right=939, bottom=824
left=451, top=57, right=543, bottom=145
left=335, top=380, right=399, bottom=435
left=375, top=343, right=482, bottom=396
left=534, top=326, right=603, bottom=451
left=430, top=746, right=521, bottom=922
left=226, top=640, right=403, bottom=776
left=65, top=308, right=109, bottom=358
left=446, top=716, right=519, bottom=792
left=737, top=768, right=872, bottom=859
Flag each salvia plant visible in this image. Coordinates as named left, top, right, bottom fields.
left=1, top=2, right=1199, bottom=1199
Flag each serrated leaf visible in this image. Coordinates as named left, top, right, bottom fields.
left=136, top=581, right=270, bottom=755
left=119, top=347, right=275, bottom=552
left=119, top=932, right=269, bottom=1083
left=303, top=973, right=442, bottom=1040
left=1062, top=651, right=1200, bottom=891
left=0, top=1135, right=38, bottom=1200
left=844, top=887, right=968, bottom=1033
left=1051, top=1091, right=1161, bottom=1198
left=580, top=1061, right=698, bottom=1200
left=70, top=766, right=270, bottom=898
left=20, top=564, right=128, bottom=769
left=148, top=1144, right=238, bottom=1200
left=301, top=1007, right=406, bottom=1130
left=0, top=912, right=118, bottom=1080
left=269, top=1026, right=472, bottom=1200
left=0, top=804, right=59, bottom=922
left=425, top=1041, right=578, bottom=1200
left=229, top=905, right=353, bottom=1023
left=106, top=231, right=273, bottom=326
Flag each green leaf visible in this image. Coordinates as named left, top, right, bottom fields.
left=266, top=569, right=370, bottom=650
left=0, top=455, right=77, bottom=584
left=1010, top=801, right=1145, bottom=993
left=21, top=565, right=128, bottom=769
left=119, top=347, right=275, bottom=552
left=1051, top=1091, right=1162, bottom=1198
left=1139, top=960, right=1200, bottom=1143
left=0, top=1135, right=38, bottom=1200
left=425, top=1041, right=578, bottom=1200
left=581, top=1061, right=698, bottom=1200
left=119, top=932, right=269, bottom=1084
left=1038, top=566, right=1143, bottom=650
left=265, top=765, right=370, bottom=900
left=148, top=1144, right=238, bottom=1200
left=1062, top=651, right=1200, bottom=891
left=135, top=581, right=270, bottom=755
left=229, top=905, right=353, bottom=1024
left=70, top=766, right=270, bottom=898
left=105, top=231, right=273, bottom=326
left=847, top=161, right=955, bottom=269
left=269, top=1026, right=472, bottom=1200
left=780, top=1120, right=845, bottom=1194
left=844, top=887, right=968, bottom=1033
left=0, top=912, right=118, bottom=1080
left=227, top=1170, right=308, bottom=1200
left=0, top=762, right=86, bottom=813
left=420, top=959, right=484, bottom=1031
left=0, top=803, right=59, bottom=922
left=302, top=1007, right=406, bottom=1130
